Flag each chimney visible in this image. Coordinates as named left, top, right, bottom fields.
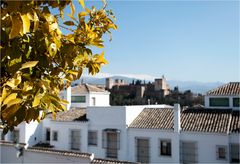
left=66, top=86, right=71, bottom=110
left=174, top=104, right=181, bottom=133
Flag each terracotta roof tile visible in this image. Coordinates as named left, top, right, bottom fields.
left=91, top=158, right=138, bottom=164
left=181, top=109, right=231, bottom=133
left=129, top=108, right=174, bottom=130
left=72, top=84, right=108, bottom=94
left=207, top=82, right=240, bottom=96
left=27, top=147, right=92, bottom=158
left=129, top=108, right=239, bottom=133
left=53, top=108, right=88, bottom=122
left=230, top=111, right=240, bottom=133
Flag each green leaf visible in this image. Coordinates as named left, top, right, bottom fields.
left=63, top=21, right=75, bottom=26
left=20, top=61, right=39, bottom=70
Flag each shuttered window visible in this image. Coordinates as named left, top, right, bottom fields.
left=136, top=138, right=150, bottom=163
left=70, top=130, right=81, bottom=150
left=88, top=131, right=97, bottom=146
left=102, top=129, right=120, bottom=159
left=180, top=141, right=198, bottom=163
left=216, top=145, right=227, bottom=160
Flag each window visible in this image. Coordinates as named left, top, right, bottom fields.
left=136, top=138, right=150, bottom=163
left=102, top=129, right=120, bottom=159
left=231, top=144, right=240, bottom=163
left=70, top=130, right=80, bottom=150
left=46, top=128, right=50, bottom=141
left=216, top=145, right=227, bottom=160
left=71, top=96, right=86, bottom=103
left=88, top=131, right=97, bottom=146
left=180, top=141, right=198, bottom=163
left=209, top=98, right=229, bottom=107
left=160, top=140, right=172, bottom=156
left=233, top=98, right=240, bottom=107
left=11, top=130, right=19, bottom=143
left=52, top=131, right=58, bottom=141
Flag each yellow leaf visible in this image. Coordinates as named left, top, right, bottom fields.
left=0, top=87, right=8, bottom=105
left=70, top=2, right=75, bottom=17
left=2, top=104, right=20, bottom=120
left=32, top=94, right=42, bottom=107
left=49, top=43, right=57, bottom=57
left=78, top=0, right=85, bottom=8
left=1, top=87, right=8, bottom=100
left=9, top=14, right=22, bottom=39
left=79, top=12, right=88, bottom=17
left=3, top=93, right=17, bottom=106
left=96, top=52, right=108, bottom=64
left=60, top=99, right=69, bottom=105
left=20, top=61, right=38, bottom=70
left=23, top=81, right=33, bottom=92
left=33, top=11, right=39, bottom=32
left=21, top=14, right=30, bottom=34
left=7, top=98, right=22, bottom=108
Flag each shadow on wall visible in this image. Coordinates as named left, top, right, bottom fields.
left=27, top=122, right=43, bottom=146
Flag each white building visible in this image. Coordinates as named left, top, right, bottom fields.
left=61, top=83, right=110, bottom=109
left=205, top=82, right=240, bottom=110
left=1, top=82, right=239, bottom=163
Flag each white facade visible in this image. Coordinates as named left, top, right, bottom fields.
left=205, top=95, right=240, bottom=110
left=71, top=92, right=110, bottom=108
left=1, top=121, right=42, bottom=146
left=60, top=85, right=110, bottom=109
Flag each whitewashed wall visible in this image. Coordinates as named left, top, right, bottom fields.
left=205, top=95, right=240, bottom=110
left=128, top=129, right=232, bottom=163
left=180, top=132, right=229, bottom=163
left=87, top=106, right=128, bottom=160
left=128, top=128, right=179, bottom=163
left=46, top=121, right=88, bottom=152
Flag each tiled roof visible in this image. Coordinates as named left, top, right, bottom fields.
left=27, top=147, right=92, bottom=158
left=0, top=141, right=136, bottom=164
left=91, top=158, right=137, bottom=164
left=129, top=108, right=174, bottom=130
left=129, top=108, right=240, bottom=133
left=72, top=83, right=108, bottom=94
left=53, top=108, right=88, bottom=122
left=206, top=82, right=240, bottom=96
left=230, top=111, right=240, bottom=133
left=181, top=109, right=231, bottom=133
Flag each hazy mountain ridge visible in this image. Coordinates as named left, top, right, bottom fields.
left=73, top=74, right=224, bottom=94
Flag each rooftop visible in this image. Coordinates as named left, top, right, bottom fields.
left=0, top=141, right=137, bottom=164
left=129, top=108, right=240, bottom=133
left=72, top=83, right=108, bottom=94
left=206, top=82, right=240, bottom=96
left=53, top=108, right=87, bottom=122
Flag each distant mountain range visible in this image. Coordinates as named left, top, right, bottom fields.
left=72, top=73, right=225, bottom=94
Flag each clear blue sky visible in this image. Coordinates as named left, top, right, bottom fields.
left=65, top=0, right=239, bottom=82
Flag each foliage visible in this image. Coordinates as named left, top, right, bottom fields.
left=0, top=0, right=117, bottom=133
